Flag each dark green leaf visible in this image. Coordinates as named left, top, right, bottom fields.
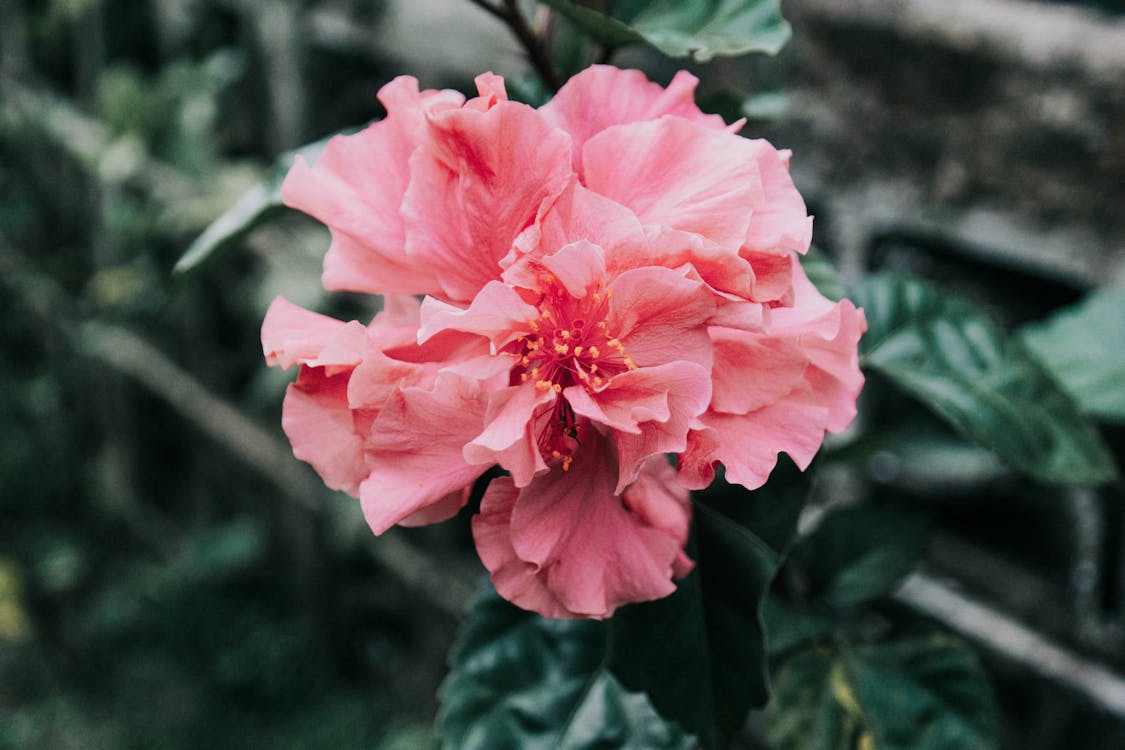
left=767, top=648, right=853, bottom=750
left=800, top=247, right=846, bottom=302
left=439, top=583, right=692, bottom=750
left=793, top=506, right=928, bottom=608
left=538, top=0, right=643, bottom=48
left=853, top=273, right=1117, bottom=486
left=608, top=460, right=809, bottom=750
left=540, top=0, right=791, bottom=61
left=173, top=135, right=332, bottom=276
left=1021, top=286, right=1125, bottom=422
left=768, top=635, right=1000, bottom=750
left=762, top=595, right=833, bottom=657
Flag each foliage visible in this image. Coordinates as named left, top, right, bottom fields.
left=6, top=1, right=1124, bottom=750
left=540, top=0, right=791, bottom=60
left=440, top=584, right=693, bottom=749
left=853, top=273, right=1117, bottom=486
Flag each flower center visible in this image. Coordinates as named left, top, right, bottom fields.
left=508, top=274, right=637, bottom=469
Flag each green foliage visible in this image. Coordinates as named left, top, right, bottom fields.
left=800, top=247, right=847, bottom=302
left=790, top=506, right=929, bottom=608
left=539, top=0, right=791, bottom=61
left=439, top=583, right=692, bottom=750
left=1022, top=286, right=1125, bottom=423
left=608, top=461, right=809, bottom=750
left=174, top=135, right=332, bottom=276
left=853, top=273, right=1118, bottom=486
left=768, top=636, right=1000, bottom=750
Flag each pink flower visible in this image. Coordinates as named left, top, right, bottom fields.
left=264, top=65, right=865, bottom=619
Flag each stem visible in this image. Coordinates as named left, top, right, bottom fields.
left=464, top=0, right=507, bottom=23
left=500, top=0, right=562, bottom=92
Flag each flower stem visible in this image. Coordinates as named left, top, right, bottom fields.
left=473, top=0, right=561, bottom=92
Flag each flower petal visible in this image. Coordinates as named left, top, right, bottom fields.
left=464, top=383, right=555, bottom=487
left=402, top=97, right=572, bottom=303
left=261, top=296, right=367, bottom=372
left=281, top=369, right=367, bottom=496
left=742, top=145, right=813, bottom=257
left=607, top=266, right=715, bottom=368
left=583, top=116, right=763, bottom=249
left=541, top=66, right=726, bottom=175
left=495, top=435, right=689, bottom=618
left=360, top=373, right=489, bottom=534
left=281, top=77, right=462, bottom=295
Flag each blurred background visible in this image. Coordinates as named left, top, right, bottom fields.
left=0, top=0, right=1122, bottom=748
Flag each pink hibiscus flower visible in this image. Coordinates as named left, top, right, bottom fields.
left=264, top=65, right=866, bottom=619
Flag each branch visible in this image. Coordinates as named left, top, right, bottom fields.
left=896, top=570, right=1125, bottom=718
left=494, top=0, right=562, bottom=92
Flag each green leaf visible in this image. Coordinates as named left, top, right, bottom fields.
left=792, top=506, right=929, bottom=608
left=608, top=460, right=809, bottom=750
left=762, top=595, right=833, bottom=657
left=768, top=636, right=1000, bottom=750
left=853, top=273, right=1118, bottom=486
left=172, top=135, right=332, bottom=276
left=439, top=583, right=693, bottom=750
left=538, top=0, right=643, bottom=48
left=540, top=0, right=791, bottom=61
left=1021, top=286, right=1125, bottom=423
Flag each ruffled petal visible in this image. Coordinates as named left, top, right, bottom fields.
left=583, top=116, right=763, bottom=249
left=607, top=266, right=715, bottom=368
left=477, top=435, right=690, bottom=619
left=540, top=66, right=726, bottom=175
left=281, top=77, right=462, bottom=295
left=360, top=373, right=489, bottom=534
left=281, top=369, right=367, bottom=496
left=464, top=383, right=555, bottom=486
left=261, top=296, right=367, bottom=373
left=402, top=94, right=572, bottom=303
left=742, top=145, right=813, bottom=257
left=472, top=479, right=577, bottom=619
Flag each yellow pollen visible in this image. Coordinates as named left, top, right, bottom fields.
left=608, top=338, right=624, bottom=351
left=604, top=289, right=613, bottom=299
left=625, top=356, right=638, bottom=370
left=521, top=373, right=528, bottom=382
left=573, top=346, right=584, bottom=357
left=594, top=376, right=605, bottom=387
left=596, top=321, right=608, bottom=329
left=589, top=364, right=598, bottom=373
left=592, top=292, right=602, bottom=303
left=559, top=329, right=570, bottom=339
left=540, top=309, right=552, bottom=319
left=552, top=383, right=562, bottom=393
left=528, top=319, right=539, bottom=332
left=535, top=379, right=553, bottom=391
left=545, top=274, right=556, bottom=284
left=562, top=455, right=574, bottom=471
left=588, top=346, right=600, bottom=358
left=551, top=450, right=561, bottom=458
left=554, top=343, right=569, bottom=355
left=521, top=356, right=530, bottom=366
left=530, top=367, right=540, bottom=379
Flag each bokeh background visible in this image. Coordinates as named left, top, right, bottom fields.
left=1, top=0, right=1123, bottom=748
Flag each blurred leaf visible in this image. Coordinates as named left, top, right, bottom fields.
left=1021, top=286, right=1125, bottom=423
left=173, top=135, right=331, bottom=276
left=853, top=273, right=1117, bottom=486
left=439, top=583, right=692, bottom=750
left=793, top=506, right=929, bottom=608
left=768, top=636, right=1000, bottom=750
left=608, top=460, right=809, bottom=750
left=762, top=595, right=833, bottom=657
left=540, top=0, right=791, bottom=61
left=801, top=247, right=846, bottom=302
